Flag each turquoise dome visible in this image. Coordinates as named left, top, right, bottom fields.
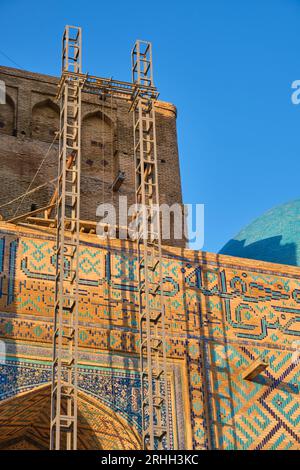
left=219, top=199, right=300, bottom=267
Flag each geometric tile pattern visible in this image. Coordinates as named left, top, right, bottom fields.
left=0, top=226, right=299, bottom=449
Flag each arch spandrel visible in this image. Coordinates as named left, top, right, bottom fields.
left=0, top=383, right=141, bottom=450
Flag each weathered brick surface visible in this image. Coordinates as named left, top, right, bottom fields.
left=0, top=66, right=184, bottom=247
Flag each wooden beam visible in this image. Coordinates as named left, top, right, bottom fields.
left=242, top=357, right=268, bottom=381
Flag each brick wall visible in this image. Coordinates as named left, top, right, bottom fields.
left=0, top=66, right=184, bottom=247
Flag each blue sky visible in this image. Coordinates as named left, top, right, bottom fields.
left=1, top=0, right=300, bottom=253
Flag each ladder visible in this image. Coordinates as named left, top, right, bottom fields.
left=132, top=41, right=171, bottom=450
left=50, top=25, right=82, bottom=450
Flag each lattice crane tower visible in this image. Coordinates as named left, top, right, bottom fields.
left=50, top=25, right=170, bottom=450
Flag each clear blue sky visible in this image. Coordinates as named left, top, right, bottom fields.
left=1, top=0, right=300, bottom=253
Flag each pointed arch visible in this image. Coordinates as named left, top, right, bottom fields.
left=31, top=98, right=59, bottom=142
left=0, top=93, right=16, bottom=136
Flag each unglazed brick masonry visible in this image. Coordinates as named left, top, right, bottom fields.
left=0, top=64, right=299, bottom=451
left=0, top=222, right=298, bottom=449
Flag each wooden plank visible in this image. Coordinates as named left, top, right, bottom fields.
left=7, top=204, right=56, bottom=224
left=242, top=357, right=268, bottom=381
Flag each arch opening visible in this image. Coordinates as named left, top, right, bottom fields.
left=31, top=99, right=59, bottom=142
left=0, top=383, right=141, bottom=450
left=0, top=94, right=16, bottom=136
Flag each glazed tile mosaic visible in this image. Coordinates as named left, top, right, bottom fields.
left=0, top=223, right=299, bottom=449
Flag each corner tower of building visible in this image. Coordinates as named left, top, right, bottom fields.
left=0, top=65, right=183, bottom=247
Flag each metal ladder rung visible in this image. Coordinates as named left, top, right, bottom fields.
left=53, top=327, right=75, bottom=339
left=140, top=308, right=162, bottom=322
left=141, top=368, right=164, bottom=379
left=141, top=338, right=163, bottom=350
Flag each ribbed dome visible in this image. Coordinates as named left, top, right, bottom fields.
left=219, top=199, right=300, bottom=267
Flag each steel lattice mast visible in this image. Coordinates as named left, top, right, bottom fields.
left=49, top=27, right=171, bottom=450
left=50, top=25, right=83, bottom=450
left=132, top=41, right=171, bottom=450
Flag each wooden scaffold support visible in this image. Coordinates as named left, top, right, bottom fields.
left=50, top=25, right=83, bottom=450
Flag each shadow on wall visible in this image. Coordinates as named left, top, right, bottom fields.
left=219, top=236, right=297, bottom=267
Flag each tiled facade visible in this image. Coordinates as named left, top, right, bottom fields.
left=0, top=66, right=184, bottom=247
left=220, top=199, right=300, bottom=267
left=0, top=221, right=299, bottom=449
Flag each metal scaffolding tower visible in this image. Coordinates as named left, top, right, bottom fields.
left=50, top=25, right=83, bottom=450
left=48, top=26, right=170, bottom=450
left=132, top=41, right=171, bottom=450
